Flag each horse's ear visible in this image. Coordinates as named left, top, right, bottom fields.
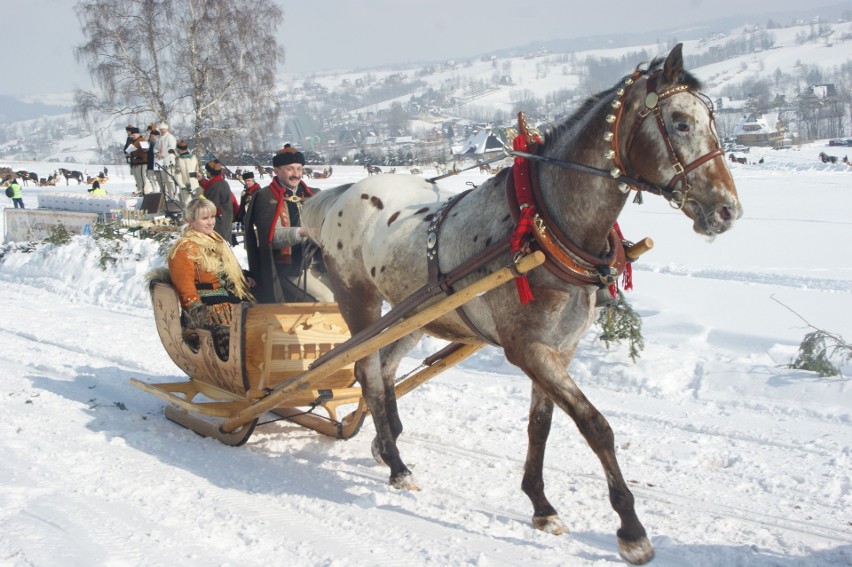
left=663, top=43, right=684, bottom=83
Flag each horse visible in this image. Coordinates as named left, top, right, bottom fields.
left=303, top=167, right=314, bottom=179
left=365, top=164, right=382, bottom=175
left=409, top=167, right=422, bottom=175
left=301, top=44, right=740, bottom=565
left=255, top=164, right=272, bottom=179
left=728, top=153, right=747, bottom=164
left=59, top=168, right=84, bottom=185
left=16, top=170, right=37, bottom=186
left=818, top=152, right=838, bottom=164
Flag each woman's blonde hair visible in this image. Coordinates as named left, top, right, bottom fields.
left=184, top=197, right=217, bottom=223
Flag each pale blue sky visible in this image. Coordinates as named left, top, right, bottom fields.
left=1, top=0, right=847, bottom=96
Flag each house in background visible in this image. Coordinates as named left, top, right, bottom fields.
left=452, top=127, right=504, bottom=155
left=733, top=111, right=786, bottom=146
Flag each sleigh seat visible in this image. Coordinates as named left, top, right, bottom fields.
left=140, top=272, right=365, bottom=438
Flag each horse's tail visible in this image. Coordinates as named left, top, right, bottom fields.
left=302, top=183, right=352, bottom=239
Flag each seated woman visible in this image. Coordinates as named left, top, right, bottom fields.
left=168, top=198, right=254, bottom=360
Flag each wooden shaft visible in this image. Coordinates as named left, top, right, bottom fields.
left=625, top=237, right=654, bottom=261
left=394, top=342, right=484, bottom=399
left=221, top=251, right=545, bottom=432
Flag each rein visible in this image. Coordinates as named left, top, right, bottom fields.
left=490, top=69, right=725, bottom=211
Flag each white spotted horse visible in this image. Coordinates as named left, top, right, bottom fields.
left=301, top=44, right=741, bottom=564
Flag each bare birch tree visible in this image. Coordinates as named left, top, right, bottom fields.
left=74, top=0, right=282, bottom=154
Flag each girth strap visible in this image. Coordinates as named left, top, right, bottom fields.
left=427, top=189, right=500, bottom=346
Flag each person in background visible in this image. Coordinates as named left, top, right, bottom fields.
left=124, top=127, right=149, bottom=196
left=158, top=122, right=177, bottom=199
left=175, top=139, right=201, bottom=206
left=167, top=198, right=254, bottom=361
left=198, top=159, right=234, bottom=243
left=236, top=170, right=261, bottom=224
left=7, top=177, right=24, bottom=208
left=244, top=145, right=332, bottom=303
left=146, top=129, right=165, bottom=195
left=122, top=125, right=135, bottom=165
left=87, top=180, right=106, bottom=196
left=231, top=170, right=262, bottom=246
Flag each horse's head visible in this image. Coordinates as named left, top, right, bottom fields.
left=615, top=44, right=742, bottom=236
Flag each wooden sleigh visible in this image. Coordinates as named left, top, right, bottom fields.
left=131, top=252, right=545, bottom=446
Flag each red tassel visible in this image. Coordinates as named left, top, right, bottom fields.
left=622, top=262, right=633, bottom=291
left=509, top=118, right=542, bottom=304
left=515, top=275, right=534, bottom=304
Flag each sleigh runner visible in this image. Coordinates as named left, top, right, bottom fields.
left=132, top=251, right=544, bottom=445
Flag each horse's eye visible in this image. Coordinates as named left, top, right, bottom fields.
left=676, top=122, right=690, bottom=133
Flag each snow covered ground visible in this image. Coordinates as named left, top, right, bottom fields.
left=0, top=144, right=850, bottom=566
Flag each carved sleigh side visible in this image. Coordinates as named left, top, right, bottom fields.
left=135, top=268, right=367, bottom=440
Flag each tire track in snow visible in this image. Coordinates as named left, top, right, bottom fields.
left=634, top=264, right=852, bottom=293
left=399, top=432, right=852, bottom=547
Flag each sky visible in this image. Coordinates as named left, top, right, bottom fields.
left=1, top=142, right=851, bottom=565
left=1, top=0, right=848, bottom=96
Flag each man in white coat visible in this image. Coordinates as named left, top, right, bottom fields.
left=158, top=122, right=178, bottom=200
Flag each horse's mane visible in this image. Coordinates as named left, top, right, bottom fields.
left=543, top=56, right=702, bottom=149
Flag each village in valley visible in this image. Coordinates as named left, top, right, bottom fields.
left=1, top=13, right=851, bottom=176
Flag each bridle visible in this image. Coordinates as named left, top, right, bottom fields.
left=509, top=67, right=725, bottom=209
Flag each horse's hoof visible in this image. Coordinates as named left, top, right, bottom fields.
left=390, top=471, right=420, bottom=491
left=532, top=514, right=568, bottom=535
left=371, top=436, right=386, bottom=466
left=618, top=535, right=654, bottom=565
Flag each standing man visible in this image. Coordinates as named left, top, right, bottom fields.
left=124, top=127, right=149, bottom=196
left=199, top=159, right=234, bottom=243
left=175, top=139, right=201, bottom=206
left=146, top=129, right=164, bottom=195
left=236, top=170, right=261, bottom=225
left=233, top=170, right=262, bottom=246
left=158, top=122, right=177, bottom=199
left=244, top=145, right=333, bottom=303
left=7, top=177, right=24, bottom=208
left=122, top=124, right=135, bottom=166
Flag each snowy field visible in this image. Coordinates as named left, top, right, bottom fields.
left=0, top=143, right=850, bottom=566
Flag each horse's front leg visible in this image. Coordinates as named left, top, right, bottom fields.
left=356, top=351, right=419, bottom=490
left=513, top=345, right=654, bottom=565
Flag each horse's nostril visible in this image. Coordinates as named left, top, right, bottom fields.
left=718, top=206, right=732, bottom=222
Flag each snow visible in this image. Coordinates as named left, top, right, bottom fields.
left=1, top=143, right=851, bottom=566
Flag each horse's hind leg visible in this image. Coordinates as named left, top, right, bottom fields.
left=355, top=351, right=419, bottom=490
left=513, top=346, right=653, bottom=565
left=522, top=384, right=567, bottom=535
left=370, top=331, right=424, bottom=465
left=335, top=279, right=418, bottom=491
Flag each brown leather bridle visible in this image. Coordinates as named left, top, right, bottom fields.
left=511, top=67, right=726, bottom=210
left=615, top=69, right=726, bottom=209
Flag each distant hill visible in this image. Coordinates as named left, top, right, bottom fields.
left=0, top=95, right=72, bottom=124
